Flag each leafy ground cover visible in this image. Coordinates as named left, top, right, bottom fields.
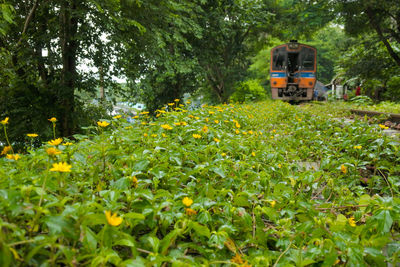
left=0, top=100, right=399, bottom=266
left=348, top=97, right=400, bottom=114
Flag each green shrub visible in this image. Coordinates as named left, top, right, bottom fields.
left=385, top=76, right=400, bottom=102
left=230, top=79, right=266, bottom=103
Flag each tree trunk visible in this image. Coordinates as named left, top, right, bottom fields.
left=99, top=66, right=105, bottom=101
left=60, top=0, right=79, bottom=137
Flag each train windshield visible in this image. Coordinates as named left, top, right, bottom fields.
left=272, top=47, right=287, bottom=71
left=300, top=47, right=315, bottom=71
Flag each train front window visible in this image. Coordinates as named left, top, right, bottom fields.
left=301, top=48, right=315, bottom=71
left=272, top=47, right=287, bottom=71
left=288, top=53, right=299, bottom=73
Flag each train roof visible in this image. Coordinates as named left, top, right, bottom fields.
left=271, top=42, right=316, bottom=50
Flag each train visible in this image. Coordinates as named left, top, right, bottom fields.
left=270, top=40, right=317, bottom=101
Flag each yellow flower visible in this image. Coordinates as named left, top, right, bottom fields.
left=340, top=164, right=347, bottom=174
left=378, top=124, right=389, bottom=130
left=235, top=129, right=240, bottom=134
left=143, top=133, right=148, bottom=137
left=278, top=164, right=282, bottom=168
left=185, top=208, right=197, bottom=215
left=140, top=111, right=149, bottom=115
left=214, top=120, right=219, bottom=124
left=48, top=117, right=57, bottom=123
left=161, top=124, right=173, bottom=130
left=248, top=130, right=253, bottom=135
left=162, top=133, right=167, bottom=138
left=348, top=217, right=356, bottom=227
left=195, top=116, right=200, bottom=120
left=62, top=142, right=73, bottom=146
left=141, top=122, right=147, bottom=125
left=174, top=99, right=180, bottom=102
left=151, top=134, right=157, bottom=137
left=242, top=131, right=247, bottom=135
left=27, top=133, right=38, bottom=138
left=251, top=152, right=256, bottom=157
left=231, top=254, right=244, bottom=264
left=1, top=117, right=9, bottom=125
left=6, top=154, right=20, bottom=161
left=97, top=121, right=110, bottom=127
left=201, top=125, right=209, bottom=133
left=270, top=200, right=276, bottom=208
left=193, top=133, right=202, bottom=139
left=214, top=138, right=220, bottom=143
left=235, top=122, right=240, bottom=128
left=1, top=146, right=12, bottom=155
left=105, top=211, right=123, bottom=226
left=182, top=197, right=193, bottom=207
left=132, top=176, right=138, bottom=188
left=221, top=152, right=227, bottom=157
left=205, top=118, right=209, bottom=122
left=168, top=103, right=175, bottom=106
left=353, top=145, right=362, bottom=149
left=50, top=162, right=72, bottom=172
left=186, top=101, right=191, bottom=104
left=174, top=122, right=181, bottom=126
left=125, top=126, right=133, bottom=129
left=48, top=138, right=63, bottom=146
left=209, top=111, right=215, bottom=115
left=180, top=121, right=187, bottom=126
left=133, top=115, right=139, bottom=119
left=113, top=115, right=122, bottom=119
left=46, top=147, right=62, bottom=156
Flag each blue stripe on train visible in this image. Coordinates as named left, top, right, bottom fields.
left=270, top=72, right=286, bottom=78
left=300, top=72, right=316, bottom=78
left=271, top=72, right=315, bottom=78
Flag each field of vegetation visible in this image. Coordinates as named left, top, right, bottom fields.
left=0, top=100, right=399, bottom=266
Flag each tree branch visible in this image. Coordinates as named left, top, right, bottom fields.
left=366, top=7, right=400, bottom=67
left=17, top=0, right=39, bottom=45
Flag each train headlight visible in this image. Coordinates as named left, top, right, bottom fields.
left=288, top=43, right=299, bottom=50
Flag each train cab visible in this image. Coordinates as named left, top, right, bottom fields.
left=270, top=41, right=317, bottom=100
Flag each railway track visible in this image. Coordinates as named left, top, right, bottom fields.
left=350, top=109, right=400, bottom=123
left=349, top=109, right=400, bottom=139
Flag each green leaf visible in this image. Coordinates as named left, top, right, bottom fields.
left=160, top=228, right=181, bottom=255
left=124, top=212, right=145, bottom=220
left=374, top=210, right=393, bottom=233
left=147, top=236, right=160, bottom=253
left=83, top=226, right=98, bottom=251
left=190, top=221, right=211, bottom=238
left=134, top=160, right=150, bottom=171
left=211, top=167, right=225, bottom=178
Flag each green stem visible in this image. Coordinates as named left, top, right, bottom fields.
left=38, top=175, right=48, bottom=207
left=52, top=123, right=56, bottom=139
left=3, top=125, right=14, bottom=154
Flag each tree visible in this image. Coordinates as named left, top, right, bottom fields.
left=334, top=0, right=400, bottom=67
left=336, top=35, right=399, bottom=100
left=0, top=0, right=144, bottom=140
left=116, top=0, right=203, bottom=112
left=192, top=0, right=278, bottom=102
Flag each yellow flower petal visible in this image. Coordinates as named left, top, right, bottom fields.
left=182, top=197, right=193, bottom=207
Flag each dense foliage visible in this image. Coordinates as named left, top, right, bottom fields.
left=1, top=100, right=399, bottom=266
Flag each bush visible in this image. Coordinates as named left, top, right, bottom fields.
left=385, top=76, right=400, bottom=102
left=230, top=79, right=266, bottom=103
